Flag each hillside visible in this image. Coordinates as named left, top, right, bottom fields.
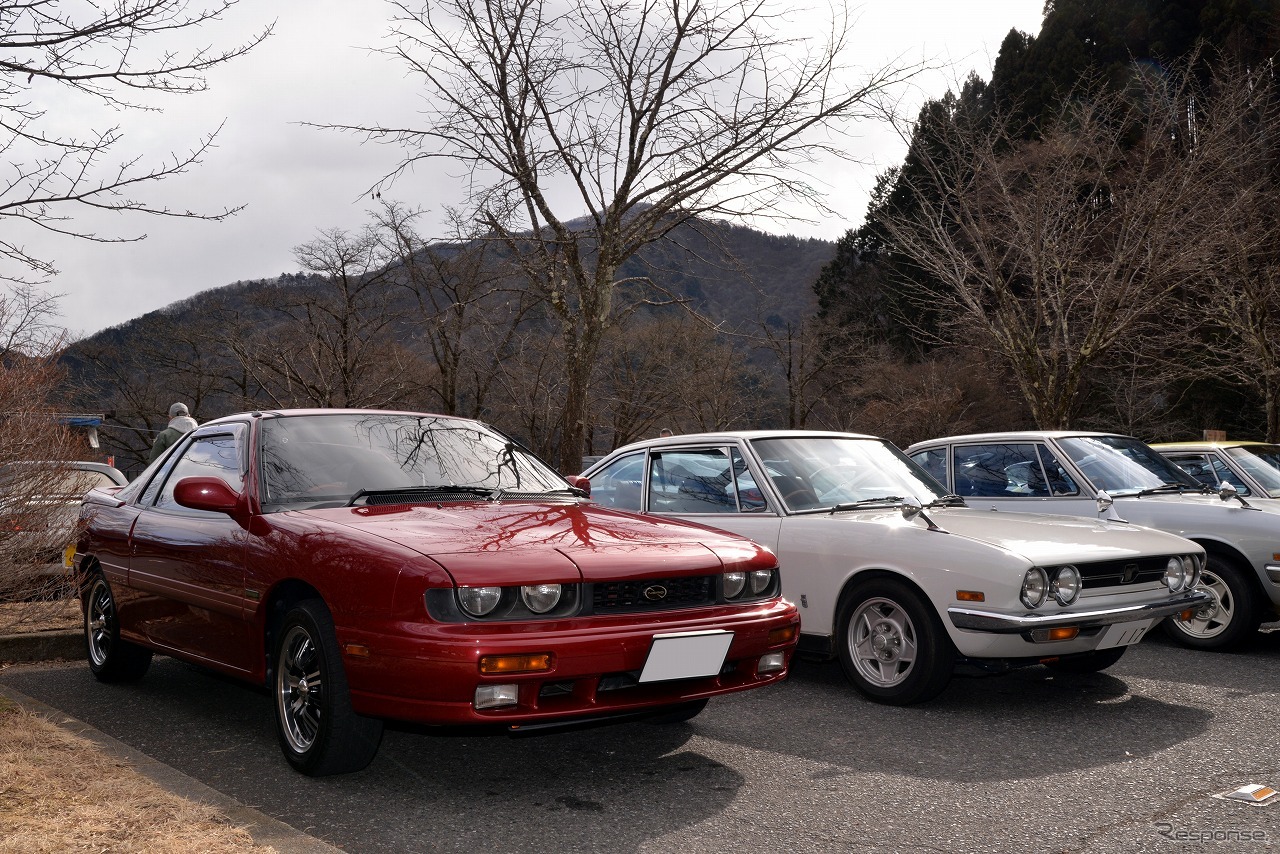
left=59, top=217, right=835, bottom=472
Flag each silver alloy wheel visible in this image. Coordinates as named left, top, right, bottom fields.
left=86, top=578, right=114, bottom=668
left=277, top=624, right=323, bottom=754
left=1176, top=570, right=1234, bottom=639
left=848, top=596, right=919, bottom=687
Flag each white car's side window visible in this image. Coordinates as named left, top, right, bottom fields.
left=649, top=448, right=740, bottom=514
left=587, top=452, right=645, bottom=511
left=1037, top=444, right=1081, bottom=496
left=909, top=448, right=948, bottom=488
left=952, top=443, right=1051, bottom=497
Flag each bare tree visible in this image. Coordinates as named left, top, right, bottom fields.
left=1183, top=63, right=1280, bottom=440
left=0, top=285, right=84, bottom=609
left=0, top=0, right=271, bottom=283
left=227, top=230, right=419, bottom=409
left=325, top=0, right=919, bottom=470
left=370, top=202, right=538, bottom=418
left=752, top=314, right=872, bottom=429
left=69, top=301, right=251, bottom=473
left=826, top=348, right=1021, bottom=447
left=878, top=64, right=1242, bottom=429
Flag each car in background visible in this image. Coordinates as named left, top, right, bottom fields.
left=74, top=409, right=799, bottom=776
left=576, top=431, right=1210, bottom=705
left=906, top=431, right=1280, bottom=651
left=0, top=461, right=127, bottom=577
left=1152, top=440, right=1280, bottom=501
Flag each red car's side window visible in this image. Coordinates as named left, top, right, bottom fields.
left=153, top=434, right=245, bottom=510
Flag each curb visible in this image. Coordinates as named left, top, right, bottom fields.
left=0, top=667, right=344, bottom=853
left=0, top=629, right=82, bottom=663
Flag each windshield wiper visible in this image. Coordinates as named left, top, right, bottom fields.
left=545, top=486, right=590, bottom=498
left=925, top=494, right=966, bottom=508
left=346, top=485, right=499, bottom=507
left=1122, top=483, right=1188, bottom=498
left=828, top=496, right=906, bottom=513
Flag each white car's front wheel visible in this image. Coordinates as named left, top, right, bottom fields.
left=836, top=578, right=955, bottom=705
left=1162, top=555, right=1259, bottom=650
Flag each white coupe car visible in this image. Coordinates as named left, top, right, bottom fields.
left=907, top=431, right=1280, bottom=651
left=576, top=431, right=1210, bottom=704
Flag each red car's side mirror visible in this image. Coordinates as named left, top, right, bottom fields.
left=564, top=475, right=591, bottom=497
left=173, top=476, right=241, bottom=514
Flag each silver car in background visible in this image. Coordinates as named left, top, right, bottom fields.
left=1, top=461, right=127, bottom=581
left=907, top=432, right=1280, bottom=650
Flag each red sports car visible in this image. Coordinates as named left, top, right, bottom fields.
left=75, top=410, right=798, bottom=775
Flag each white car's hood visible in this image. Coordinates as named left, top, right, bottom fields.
left=930, top=507, right=1198, bottom=563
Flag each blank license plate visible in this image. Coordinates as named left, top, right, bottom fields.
left=1096, top=619, right=1154, bottom=650
left=638, top=630, right=734, bottom=683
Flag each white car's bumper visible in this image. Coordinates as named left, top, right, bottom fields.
left=947, top=589, right=1212, bottom=633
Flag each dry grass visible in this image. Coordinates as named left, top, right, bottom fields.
left=0, top=597, right=81, bottom=636
left=0, top=699, right=275, bottom=854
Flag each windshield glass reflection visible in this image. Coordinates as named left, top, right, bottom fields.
left=747, top=436, right=950, bottom=512
left=259, top=414, right=564, bottom=510
left=1226, top=445, right=1280, bottom=498
left=1056, top=436, right=1198, bottom=495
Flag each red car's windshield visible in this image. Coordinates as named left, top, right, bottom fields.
left=258, top=413, right=565, bottom=510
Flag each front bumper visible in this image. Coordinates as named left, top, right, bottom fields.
left=947, top=589, right=1213, bottom=634
left=343, top=598, right=800, bottom=725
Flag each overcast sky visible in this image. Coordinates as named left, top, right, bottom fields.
left=20, top=1, right=1045, bottom=340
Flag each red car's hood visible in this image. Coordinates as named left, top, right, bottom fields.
left=297, top=500, right=773, bottom=585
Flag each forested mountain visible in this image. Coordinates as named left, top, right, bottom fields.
left=61, top=217, right=834, bottom=475
left=816, top=0, right=1280, bottom=441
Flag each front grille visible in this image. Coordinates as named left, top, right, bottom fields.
left=1076, top=556, right=1171, bottom=589
left=590, top=575, right=715, bottom=613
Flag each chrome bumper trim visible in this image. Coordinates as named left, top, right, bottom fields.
left=1265, top=564, right=1280, bottom=585
left=947, top=589, right=1213, bottom=634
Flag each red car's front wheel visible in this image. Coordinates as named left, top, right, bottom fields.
left=273, top=599, right=384, bottom=776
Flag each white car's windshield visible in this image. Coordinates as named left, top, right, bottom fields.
left=1227, top=445, right=1280, bottom=498
left=259, top=413, right=566, bottom=509
left=1056, top=436, right=1199, bottom=495
left=748, top=435, right=951, bottom=512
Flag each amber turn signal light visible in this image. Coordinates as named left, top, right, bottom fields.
left=1030, top=626, right=1080, bottom=643
left=478, top=653, right=554, bottom=674
left=955, top=590, right=985, bottom=602
left=768, top=625, right=798, bottom=645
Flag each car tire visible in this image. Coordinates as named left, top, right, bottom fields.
left=83, top=574, right=152, bottom=683
left=646, top=698, right=709, bottom=724
left=1044, top=646, right=1126, bottom=673
left=835, top=578, right=955, bottom=705
left=273, top=599, right=384, bottom=776
left=1162, top=555, right=1260, bottom=651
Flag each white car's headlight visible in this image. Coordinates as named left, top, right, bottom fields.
left=1163, top=557, right=1187, bottom=592
left=1020, top=567, right=1048, bottom=609
left=724, top=571, right=746, bottom=599
left=1185, top=555, right=1202, bottom=590
left=520, top=583, right=562, bottom=614
left=1050, top=565, right=1081, bottom=605
left=458, top=586, right=502, bottom=616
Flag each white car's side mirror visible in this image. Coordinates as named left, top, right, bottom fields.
left=899, top=496, right=922, bottom=521
left=1096, top=490, right=1114, bottom=514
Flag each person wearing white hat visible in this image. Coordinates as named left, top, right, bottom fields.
left=148, top=402, right=199, bottom=462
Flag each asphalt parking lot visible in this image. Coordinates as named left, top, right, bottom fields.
left=3, top=630, right=1278, bottom=854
